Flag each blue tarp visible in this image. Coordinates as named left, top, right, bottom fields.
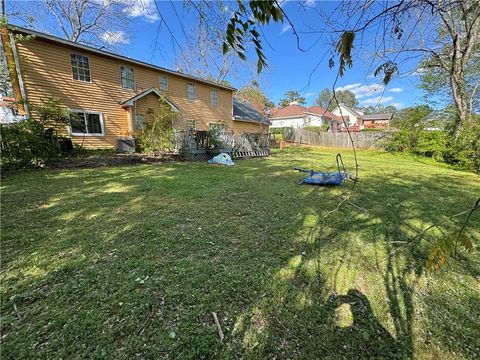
left=208, top=153, right=235, bottom=166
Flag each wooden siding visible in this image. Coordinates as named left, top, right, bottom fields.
left=232, top=121, right=269, bottom=134
left=15, top=36, right=265, bottom=148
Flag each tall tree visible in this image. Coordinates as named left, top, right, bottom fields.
left=315, top=88, right=333, bottom=109
left=315, top=88, right=358, bottom=110
left=419, top=44, right=480, bottom=115
left=278, top=90, right=306, bottom=108
left=222, top=1, right=480, bottom=137
left=361, top=104, right=397, bottom=114
left=236, top=82, right=274, bottom=113
left=8, top=0, right=137, bottom=49
left=173, top=1, right=257, bottom=85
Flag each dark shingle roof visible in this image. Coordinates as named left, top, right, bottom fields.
left=361, top=113, right=393, bottom=121
left=233, top=97, right=270, bottom=125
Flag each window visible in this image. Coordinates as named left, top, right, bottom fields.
left=208, top=123, right=225, bottom=131
left=186, top=120, right=196, bottom=130
left=135, top=114, right=145, bottom=129
left=159, top=75, right=168, bottom=91
left=187, top=83, right=196, bottom=101
left=120, top=65, right=135, bottom=90
left=69, top=111, right=104, bottom=135
left=70, top=53, right=91, bottom=82
left=210, top=89, right=218, bottom=106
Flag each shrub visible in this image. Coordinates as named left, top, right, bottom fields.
left=304, top=125, right=329, bottom=132
left=1, top=98, right=70, bottom=169
left=134, top=98, right=177, bottom=154
left=444, top=118, right=480, bottom=173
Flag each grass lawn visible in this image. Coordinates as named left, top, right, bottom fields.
left=1, top=147, right=479, bottom=359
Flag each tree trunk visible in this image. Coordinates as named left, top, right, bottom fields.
left=450, top=67, right=469, bottom=137
left=0, top=26, right=25, bottom=114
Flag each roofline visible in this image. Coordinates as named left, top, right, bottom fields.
left=333, top=103, right=361, bottom=117
left=270, top=115, right=306, bottom=120
left=122, top=87, right=180, bottom=112
left=270, top=112, right=342, bottom=122
left=9, top=25, right=237, bottom=92
left=233, top=117, right=271, bottom=125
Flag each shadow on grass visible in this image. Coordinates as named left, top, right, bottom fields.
left=1, top=151, right=479, bottom=359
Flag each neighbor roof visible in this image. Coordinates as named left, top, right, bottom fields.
left=233, top=97, right=270, bottom=125
left=9, top=25, right=236, bottom=92
left=361, top=113, right=394, bottom=121
left=333, top=103, right=363, bottom=117
left=270, top=104, right=342, bottom=121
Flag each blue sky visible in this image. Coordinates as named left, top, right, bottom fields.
left=9, top=0, right=429, bottom=109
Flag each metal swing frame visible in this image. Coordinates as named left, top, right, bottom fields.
left=294, top=153, right=348, bottom=186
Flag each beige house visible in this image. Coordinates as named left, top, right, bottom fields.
left=332, top=104, right=393, bottom=129
left=6, top=25, right=268, bottom=149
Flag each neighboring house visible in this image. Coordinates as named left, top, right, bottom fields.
left=269, top=102, right=343, bottom=131
left=332, top=103, right=393, bottom=129
left=0, top=96, right=26, bottom=123
left=361, top=113, right=394, bottom=128
left=232, top=97, right=270, bottom=133
left=6, top=25, right=266, bottom=149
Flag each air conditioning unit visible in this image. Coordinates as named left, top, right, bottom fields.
left=117, top=137, right=135, bottom=153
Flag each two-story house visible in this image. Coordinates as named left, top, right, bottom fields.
left=5, top=26, right=269, bottom=149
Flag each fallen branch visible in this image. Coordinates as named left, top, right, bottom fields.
left=212, top=312, right=224, bottom=342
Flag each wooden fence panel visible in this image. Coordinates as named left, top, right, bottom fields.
left=283, top=128, right=388, bottom=149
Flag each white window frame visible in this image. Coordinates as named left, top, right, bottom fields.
left=159, top=75, right=168, bottom=91
left=210, top=89, right=218, bottom=106
left=68, top=109, right=105, bottom=136
left=70, top=53, right=91, bottom=83
left=120, top=65, right=135, bottom=90
left=187, top=83, right=196, bottom=101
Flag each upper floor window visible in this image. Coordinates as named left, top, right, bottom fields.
left=210, top=89, right=218, bottom=106
left=159, top=75, right=168, bottom=91
left=69, top=110, right=104, bottom=136
left=120, top=65, right=135, bottom=90
left=187, top=83, right=196, bottom=101
left=70, top=53, right=91, bottom=82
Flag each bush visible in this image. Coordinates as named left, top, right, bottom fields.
left=386, top=106, right=480, bottom=173
left=304, top=125, right=329, bottom=132
left=270, top=127, right=285, bottom=135
left=444, top=118, right=480, bottom=173
left=1, top=98, right=70, bottom=170
left=134, top=98, right=177, bottom=154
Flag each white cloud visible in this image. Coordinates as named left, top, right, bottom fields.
left=411, top=68, right=427, bottom=76
left=281, top=23, right=292, bottom=34
left=361, top=96, right=394, bottom=105
left=100, top=31, right=129, bottom=45
left=389, top=87, right=403, bottom=93
left=336, top=83, right=385, bottom=98
left=305, top=92, right=315, bottom=98
left=122, top=0, right=159, bottom=22
left=304, top=0, right=316, bottom=8
left=391, top=102, right=404, bottom=108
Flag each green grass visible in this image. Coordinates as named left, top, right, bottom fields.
left=1, top=147, right=479, bottom=359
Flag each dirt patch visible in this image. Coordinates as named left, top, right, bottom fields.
left=48, top=153, right=182, bottom=169
left=1, top=153, right=183, bottom=177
